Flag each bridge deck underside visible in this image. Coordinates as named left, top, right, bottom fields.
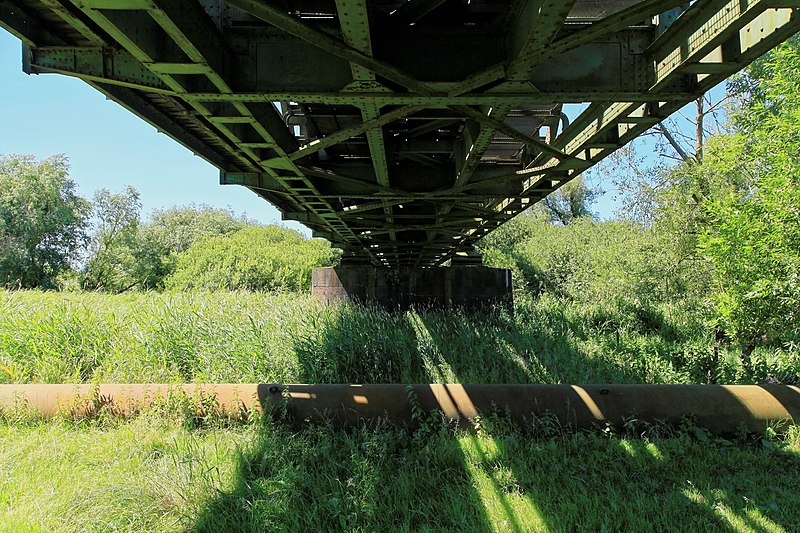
left=2, top=0, right=798, bottom=266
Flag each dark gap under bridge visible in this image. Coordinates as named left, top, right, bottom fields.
left=1, top=0, right=798, bottom=306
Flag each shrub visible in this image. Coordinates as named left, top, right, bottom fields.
left=698, top=41, right=800, bottom=349
left=482, top=215, right=708, bottom=303
left=165, top=225, right=334, bottom=292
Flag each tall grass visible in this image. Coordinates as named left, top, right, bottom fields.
left=2, top=289, right=799, bottom=531
left=1, top=289, right=796, bottom=385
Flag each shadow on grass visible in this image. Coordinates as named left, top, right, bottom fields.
left=195, top=300, right=800, bottom=530
left=414, top=309, right=651, bottom=384
left=188, top=420, right=495, bottom=531
left=291, top=300, right=666, bottom=384
left=188, top=418, right=800, bottom=532
left=190, top=299, right=800, bottom=530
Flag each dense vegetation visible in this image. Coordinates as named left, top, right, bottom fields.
left=1, top=290, right=794, bottom=386
left=165, top=226, right=334, bottom=292
left=478, top=38, right=800, bottom=369
left=0, top=154, right=88, bottom=289
left=0, top=166, right=336, bottom=293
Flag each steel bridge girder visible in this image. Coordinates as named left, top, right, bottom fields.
left=3, top=0, right=799, bottom=266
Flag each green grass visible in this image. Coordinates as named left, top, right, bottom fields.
left=1, top=290, right=796, bottom=385
left=1, top=289, right=799, bottom=531
left=1, top=416, right=798, bottom=532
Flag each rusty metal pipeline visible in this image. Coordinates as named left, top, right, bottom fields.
left=1, top=384, right=798, bottom=435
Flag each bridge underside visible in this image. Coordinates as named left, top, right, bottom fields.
left=1, top=0, right=798, bottom=266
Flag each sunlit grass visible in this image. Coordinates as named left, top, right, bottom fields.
left=460, top=432, right=547, bottom=532
left=1, top=416, right=798, bottom=532
left=1, top=289, right=795, bottom=385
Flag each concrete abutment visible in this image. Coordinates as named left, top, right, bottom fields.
left=312, top=265, right=513, bottom=311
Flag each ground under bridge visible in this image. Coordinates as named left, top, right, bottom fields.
left=2, top=0, right=798, bottom=271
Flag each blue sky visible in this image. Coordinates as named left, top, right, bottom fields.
left=0, top=30, right=305, bottom=231
left=1, top=28, right=722, bottom=226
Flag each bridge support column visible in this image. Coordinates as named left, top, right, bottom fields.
left=312, top=265, right=512, bottom=311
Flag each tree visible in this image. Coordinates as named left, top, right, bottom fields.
left=82, top=200, right=254, bottom=292
left=727, top=34, right=800, bottom=117
left=145, top=205, right=248, bottom=255
left=588, top=91, right=731, bottom=303
left=81, top=186, right=141, bottom=292
left=606, top=92, right=728, bottom=226
left=0, top=154, right=89, bottom=289
left=535, top=176, right=601, bottom=225
left=131, top=205, right=249, bottom=289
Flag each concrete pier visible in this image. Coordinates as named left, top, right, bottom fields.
left=312, top=266, right=512, bottom=311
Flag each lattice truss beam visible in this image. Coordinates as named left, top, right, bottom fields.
left=2, top=0, right=798, bottom=266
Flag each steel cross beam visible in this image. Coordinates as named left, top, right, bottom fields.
left=427, top=0, right=577, bottom=254
left=66, top=0, right=376, bottom=258
left=2, top=0, right=798, bottom=267
left=333, top=0, right=396, bottom=241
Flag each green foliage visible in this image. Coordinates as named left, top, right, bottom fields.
left=133, top=205, right=249, bottom=290
left=698, top=41, right=800, bottom=349
left=563, top=39, right=800, bottom=352
left=481, top=213, right=708, bottom=303
left=535, top=175, right=602, bottom=225
left=1, top=416, right=798, bottom=532
left=728, top=34, right=800, bottom=119
left=82, top=200, right=251, bottom=292
left=81, top=186, right=142, bottom=292
left=165, top=226, right=334, bottom=292
left=0, top=154, right=89, bottom=289
left=3, top=289, right=795, bottom=385
left=145, top=204, right=248, bottom=255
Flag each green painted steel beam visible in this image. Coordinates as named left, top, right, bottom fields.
left=289, top=105, right=425, bottom=161
left=506, top=0, right=579, bottom=81
left=27, top=45, right=173, bottom=93
left=650, top=1, right=797, bottom=89
left=453, top=105, right=572, bottom=162
left=531, top=0, right=690, bottom=68
left=184, top=90, right=696, bottom=106
left=95, top=82, right=241, bottom=172
left=0, top=0, right=65, bottom=46
left=334, top=0, right=395, bottom=241
left=76, top=0, right=375, bottom=254
left=225, top=0, right=432, bottom=95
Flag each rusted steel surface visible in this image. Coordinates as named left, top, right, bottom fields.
left=0, top=384, right=268, bottom=418
left=273, top=384, right=800, bottom=434
left=1, top=383, right=799, bottom=434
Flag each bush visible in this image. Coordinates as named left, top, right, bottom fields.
left=481, top=215, right=708, bottom=303
left=130, top=205, right=250, bottom=290
left=698, top=41, right=800, bottom=349
left=165, top=225, right=334, bottom=292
